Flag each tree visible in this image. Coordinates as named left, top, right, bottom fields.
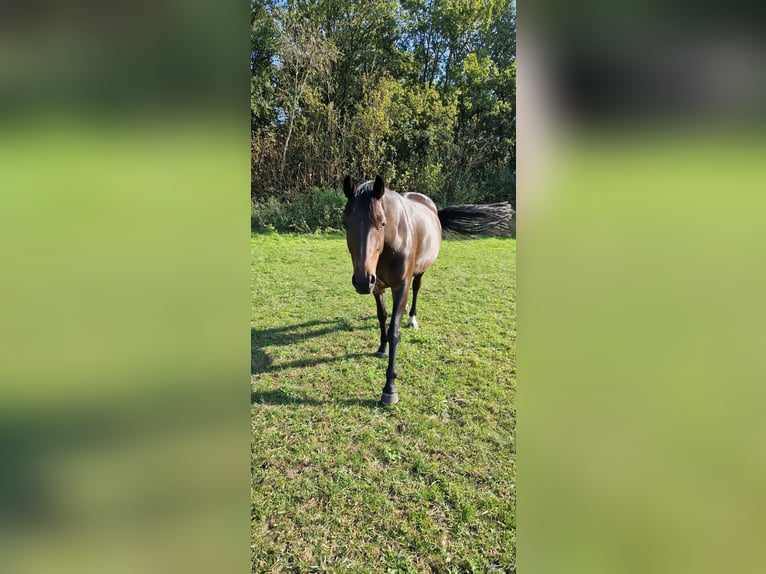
left=251, top=0, right=277, bottom=129
left=272, top=8, right=337, bottom=177
left=251, top=0, right=516, bottom=221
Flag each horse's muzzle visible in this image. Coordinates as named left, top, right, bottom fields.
left=352, top=272, right=375, bottom=294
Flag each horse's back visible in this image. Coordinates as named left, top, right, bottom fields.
left=402, top=192, right=438, bottom=214
left=401, top=192, right=441, bottom=275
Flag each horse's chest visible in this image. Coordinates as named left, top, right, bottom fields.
left=376, top=247, right=407, bottom=288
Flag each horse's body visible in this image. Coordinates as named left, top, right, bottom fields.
left=369, top=191, right=441, bottom=293
left=342, top=174, right=513, bottom=405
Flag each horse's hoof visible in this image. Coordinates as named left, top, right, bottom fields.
left=381, top=392, right=399, bottom=406
left=374, top=350, right=387, bottom=358
left=408, top=316, right=419, bottom=330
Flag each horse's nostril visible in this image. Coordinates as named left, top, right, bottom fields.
left=369, top=274, right=376, bottom=286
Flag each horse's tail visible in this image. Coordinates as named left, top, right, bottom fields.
left=437, top=202, right=515, bottom=236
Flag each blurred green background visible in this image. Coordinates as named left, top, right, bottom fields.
left=0, top=125, right=249, bottom=574
left=521, top=131, right=766, bottom=574
left=0, top=1, right=248, bottom=573
left=520, top=3, right=766, bottom=572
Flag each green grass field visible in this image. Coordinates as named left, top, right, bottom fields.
left=251, top=233, right=516, bottom=573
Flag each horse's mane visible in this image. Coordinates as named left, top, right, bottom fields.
left=353, top=180, right=393, bottom=198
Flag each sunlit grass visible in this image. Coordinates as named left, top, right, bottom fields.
left=251, top=233, right=516, bottom=572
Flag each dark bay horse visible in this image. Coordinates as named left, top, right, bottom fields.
left=342, top=174, right=514, bottom=405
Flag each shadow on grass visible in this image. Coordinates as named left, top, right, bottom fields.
left=251, top=389, right=379, bottom=409
left=252, top=318, right=385, bottom=408
left=271, top=351, right=372, bottom=371
left=252, top=319, right=365, bottom=374
left=252, top=318, right=385, bottom=374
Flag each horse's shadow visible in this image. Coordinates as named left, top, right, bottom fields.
left=251, top=318, right=374, bottom=375
left=251, top=318, right=386, bottom=408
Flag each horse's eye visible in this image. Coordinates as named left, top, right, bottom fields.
left=381, top=222, right=386, bottom=228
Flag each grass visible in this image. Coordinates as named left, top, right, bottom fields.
left=251, top=232, right=516, bottom=573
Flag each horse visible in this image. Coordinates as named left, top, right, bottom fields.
left=342, top=174, right=514, bottom=405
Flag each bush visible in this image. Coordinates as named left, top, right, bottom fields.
left=251, top=187, right=346, bottom=232
left=251, top=196, right=288, bottom=232
left=309, top=186, right=345, bottom=231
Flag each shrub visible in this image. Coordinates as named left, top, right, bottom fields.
left=251, top=187, right=346, bottom=232
left=251, top=196, right=288, bottom=232
left=308, top=186, right=345, bottom=231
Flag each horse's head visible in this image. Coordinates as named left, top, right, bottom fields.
left=342, top=175, right=387, bottom=294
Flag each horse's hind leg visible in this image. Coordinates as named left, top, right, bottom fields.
left=374, top=289, right=388, bottom=358
left=408, top=274, right=423, bottom=329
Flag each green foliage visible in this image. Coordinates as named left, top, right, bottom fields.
left=251, top=0, right=516, bottom=228
left=389, top=83, right=458, bottom=202
left=251, top=187, right=346, bottom=233
left=250, top=0, right=277, bottom=129
left=349, top=74, right=402, bottom=179
left=250, top=196, right=288, bottom=232
left=309, top=186, right=346, bottom=230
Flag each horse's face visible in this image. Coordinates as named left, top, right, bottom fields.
left=342, top=175, right=387, bottom=295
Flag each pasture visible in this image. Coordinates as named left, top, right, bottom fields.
left=251, top=233, right=516, bottom=573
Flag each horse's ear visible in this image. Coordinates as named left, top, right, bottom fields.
left=373, top=175, right=386, bottom=199
left=343, top=175, right=355, bottom=199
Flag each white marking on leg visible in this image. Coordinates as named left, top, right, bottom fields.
left=409, top=315, right=419, bottom=330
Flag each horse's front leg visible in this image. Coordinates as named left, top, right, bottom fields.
left=381, top=281, right=410, bottom=405
left=374, top=289, right=387, bottom=358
